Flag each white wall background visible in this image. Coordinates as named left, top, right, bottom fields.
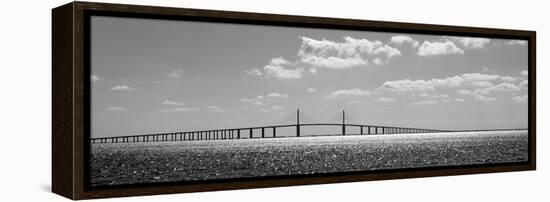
left=0, top=0, right=546, bottom=201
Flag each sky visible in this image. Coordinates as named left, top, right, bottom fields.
left=91, top=16, right=528, bottom=138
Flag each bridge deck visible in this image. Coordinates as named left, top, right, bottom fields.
left=90, top=123, right=456, bottom=144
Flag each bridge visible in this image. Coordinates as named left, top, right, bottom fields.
left=91, top=109, right=454, bottom=144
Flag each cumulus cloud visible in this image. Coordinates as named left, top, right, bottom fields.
left=373, top=58, right=383, bottom=65
left=411, top=100, right=438, bottom=105
left=309, top=68, right=318, bottom=74
left=169, top=69, right=184, bottom=78
left=418, top=40, right=464, bottom=56
left=432, top=94, right=449, bottom=99
left=500, top=76, right=518, bottom=82
left=457, top=82, right=521, bottom=102
left=263, top=57, right=303, bottom=79
left=300, top=55, right=367, bottom=69
left=307, top=88, right=317, bottom=93
left=471, top=81, right=493, bottom=88
left=244, top=68, right=263, bottom=76
left=106, top=106, right=126, bottom=112
left=240, top=98, right=256, bottom=102
left=208, top=105, right=228, bottom=112
left=110, top=85, right=134, bottom=91
left=271, top=106, right=284, bottom=111
left=512, top=95, right=527, bottom=103
left=267, top=92, right=289, bottom=98
left=378, top=97, right=396, bottom=102
left=378, top=73, right=500, bottom=92
left=505, top=40, right=527, bottom=46
left=521, top=70, right=528, bottom=76
left=390, top=35, right=419, bottom=47
left=474, top=95, right=496, bottom=102
left=346, top=100, right=367, bottom=105
left=162, top=100, right=185, bottom=106
left=447, top=36, right=491, bottom=49
left=519, top=80, right=528, bottom=89
left=455, top=98, right=465, bottom=102
left=297, top=36, right=401, bottom=69
left=326, top=88, right=371, bottom=98
left=91, top=74, right=103, bottom=82
left=157, top=107, right=199, bottom=113
left=458, top=82, right=521, bottom=95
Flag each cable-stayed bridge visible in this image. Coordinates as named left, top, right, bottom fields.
left=91, top=109, right=455, bottom=144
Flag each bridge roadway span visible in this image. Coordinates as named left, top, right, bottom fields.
left=91, top=123, right=451, bottom=144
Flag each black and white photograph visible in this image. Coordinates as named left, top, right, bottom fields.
left=88, top=15, right=529, bottom=187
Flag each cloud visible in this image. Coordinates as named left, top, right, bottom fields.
left=512, top=95, right=527, bottom=103
left=91, top=74, right=103, bottom=82
left=271, top=106, right=284, bottom=111
left=267, top=92, right=289, bottom=98
left=373, top=58, right=383, bottom=65
left=500, top=76, right=518, bottom=82
left=419, top=93, right=429, bottom=97
left=162, top=100, right=185, bottom=106
left=326, top=88, right=371, bottom=98
left=432, top=94, right=449, bottom=99
left=488, top=82, right=521, bottom=92
left=253, top=101, right=264, bottom=105
left=411, top=100, right=438, bottom=105
left=457, top=82, right=520, bottom=102
left=482, top=66, right=496, bottom=73
left=307, top=88, right=317, bottom=93
left=346, top=100, right=367, bottom=105
left=390, top=35, right=419, bottom=47
left=378, top=73, right=500, bottom=92
left=474, top=95, right=496, bottom=102
left=300, top=55, right=367, bottom=69
left=208, top=105, right=228, bottom=112
left=169, top=69, right=184, bottom=78
left=458, top=83, right=521, bottom=95
left=519, top=80, right=528, bottom=89
left=505, top=40, right=527, bottom=46
left=521, top=70, right=528, bottom=76
left=471, top=81, right=493, bottom=88
left=270, top=57, right=290, bottom=66
left=263, top=57, right=303, bottom=79
left=110, top=85, right=134, bottom=91
left=157, top=107, right=199, bottom=113
left=418, top=40, right=464, bottom=56
left=106, top=106, right=126, bottom=112
left=374, top=45, right=402, bottom=58
left=244, top=68, right=263, bottom=76
left=378, top=97, right=396, bottom=102
left=447, top=36, right=491, bottom=49
left=240, top=98, right=256, bottom=102
left=379, top=79, right=436, bottom=91
left=455, top=98, right=465, bottom=102
left=309, top=68, right=318, bottom=74
left=297, top=36, right=401, bottom=69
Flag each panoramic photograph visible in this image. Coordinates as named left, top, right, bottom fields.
left=89, top=16, right=529, bottom=187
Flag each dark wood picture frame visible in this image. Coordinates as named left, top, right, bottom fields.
left=52, top=1, right=536, bottom=200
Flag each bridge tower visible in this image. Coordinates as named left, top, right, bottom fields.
left=296, top=108, right=300, bottom=137
left=342, top=110, right=346, bottom=135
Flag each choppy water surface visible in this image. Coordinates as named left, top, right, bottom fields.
left=90, top=130, right=528, bottom=186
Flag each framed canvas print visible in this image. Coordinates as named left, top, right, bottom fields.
left=52, top=1, right=536, bottom=200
